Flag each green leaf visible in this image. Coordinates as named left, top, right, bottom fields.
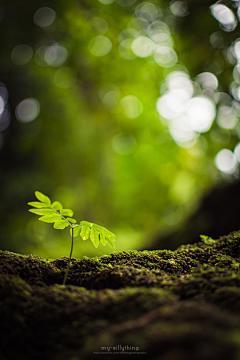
left=80, top=226, right=90, bottom=240
left=60, top=209, right=74, bottom=217
left=67, top=218, right=77, bottom=223
left=106, top=237, right=115, bottom=250
left=35, top=191, right=51, bottom=205
left=100, top=232, right=107, bottom=246
left=70, top=226, right=81, bottom=237
left=28, top=202, right=51, bottom=208
left=29, top=209, right=55, bottom=216
left=51, top=201, right=63, bottom=210
left=92, top=224, right=102, bottom=231
left=54, top=220, right=69, bottom=229
left=80, top=220, right=93, bottom=227
left=90, top=228, right=99, bottom=248
left=39, top=214, right=62, bottom=223
left=101, top=228, right=116, bottom=238
left=92, top=223, right=115, bottom=238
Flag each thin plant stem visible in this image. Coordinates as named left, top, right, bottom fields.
left=63, top=228, right=74, bottom=285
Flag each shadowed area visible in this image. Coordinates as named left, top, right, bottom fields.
left=1, top=231, right=240, bottom=359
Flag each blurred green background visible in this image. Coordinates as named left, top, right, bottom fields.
left=1, top=0, right=240, bottom=258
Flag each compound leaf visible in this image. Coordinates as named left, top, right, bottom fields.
left=39, top=214, right=61, bottom=223
left=90, top=228, right=99, bottom=248
left=80, top=226, right=90, bottom=240
left=51, top=201, right=63, bottom=210
left=101, top=228, right=116, bottom=238
left=60, top=209, right=74, bottom=217
left=106, top=237, right=115, bottom=250
left=28, top=202, right=51, bottom=208
left=29, top=209, right=55, bottom=216
left=92, top=223, right=116, bottom=239
left=54, top=220, right=69, bottom=229
left=67, top=218, right=77, bottom=223
left=100, top=232, right=107, bottom=246
left=35, top=191, right=51, bottom=205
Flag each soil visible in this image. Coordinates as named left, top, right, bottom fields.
left=1, top=231, right=240, bottom=360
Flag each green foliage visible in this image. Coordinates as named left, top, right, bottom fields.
left=2, top=0, right=240, bottom=258
left=28, top=191, right=116, bottom=250
left=28, top=191, right=116, bottom=285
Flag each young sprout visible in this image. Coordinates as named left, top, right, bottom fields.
left=28, top=191, right=116, bottom=285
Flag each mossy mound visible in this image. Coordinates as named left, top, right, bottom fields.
left=1, top=231, right=240, bottom=359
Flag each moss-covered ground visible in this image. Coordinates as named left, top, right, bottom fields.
left=1, top=231, right=240, bottom=359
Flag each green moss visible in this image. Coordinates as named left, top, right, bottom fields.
left=2, top=231, right=240, bottom=359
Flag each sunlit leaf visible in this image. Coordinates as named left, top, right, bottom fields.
left=100, top=232, right=107, bottom=246
left=51, top=201, right=63, bottom=210
left=92, top=223, right=102, bottom=230
left=70, top=226, right=81, bottom=237
left=54, top=220, right=69, bottom=229
left=101, top=228, right=116, bottom=238
left=92, top=223, right=116, bottom=238
left=90, top=227, right=99, bottom=248
left=39, top=214, right=61, bottom=223
left=80, top=226, right=90, bottom=240
left=29, top=209, right=55, bottom=215
left=60, top=209, right=74, bottom=217
left=67, top=218, right=77, bottom=223
left=28, top=202, right=51, bottom=208
left=106, top=237, right=115, bottom=249
left=80, top=220, right=93, bottom=227
left=35, top=191, right=51, bottom=205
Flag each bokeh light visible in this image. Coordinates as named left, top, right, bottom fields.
left=154, top=46, right=178, bottom=68
left=214, top=149, right=237, bottom=174
left=120, top=95, right=143, bottom=118
left=131, top=36, right=154, bottom=57
left=89, top=36, right=112, bottom=56
left=196, top=72, right=218, bottom=90
left=170, top=1, right=189, bottom=17
left=102, top=91, right=121, bottom=114
left=211, top=4, right=237, bottom=32
left=11, top=45, right=33, bottom=65
left=0, top=96, right=4, bottom=116
left=156, top=71, right=216, bottom=146
left=44, top=44, right=68, bottom=67
left=16, top=99, right=40, bottom=123
left=217, top=106, right=238, bottom=129
left=234, top=142, right=240, bottom=163
left=34, top=7, right=56, bottom=28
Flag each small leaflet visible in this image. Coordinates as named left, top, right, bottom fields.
left=51, top=201, right=63, bottom=210
left=90, top=227, right=99, bottom=248
left=28, top=202, right=51, bottom=208
left=54, top=220, right=69, bottom=229
left=67, top=218, right=77, bottom=223
left=106, top=237, right=115, bottom=249
left=80, top=221, right=93, bottom=227
left=100, top=232, right=107, bottom=246
left=80, top=226, right=90, bottom=240
left=35, top=191, right=51, bottom=205
left=39, top=214, right=62, bottom=223
left=29, top=209, right=55, bottom=215
left=60, top=209, right=74, bottom=217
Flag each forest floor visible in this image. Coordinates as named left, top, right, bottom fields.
left=1, top=231, right=240, bottom=360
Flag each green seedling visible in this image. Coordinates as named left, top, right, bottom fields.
left=28, top=191, right=116, bottom=285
